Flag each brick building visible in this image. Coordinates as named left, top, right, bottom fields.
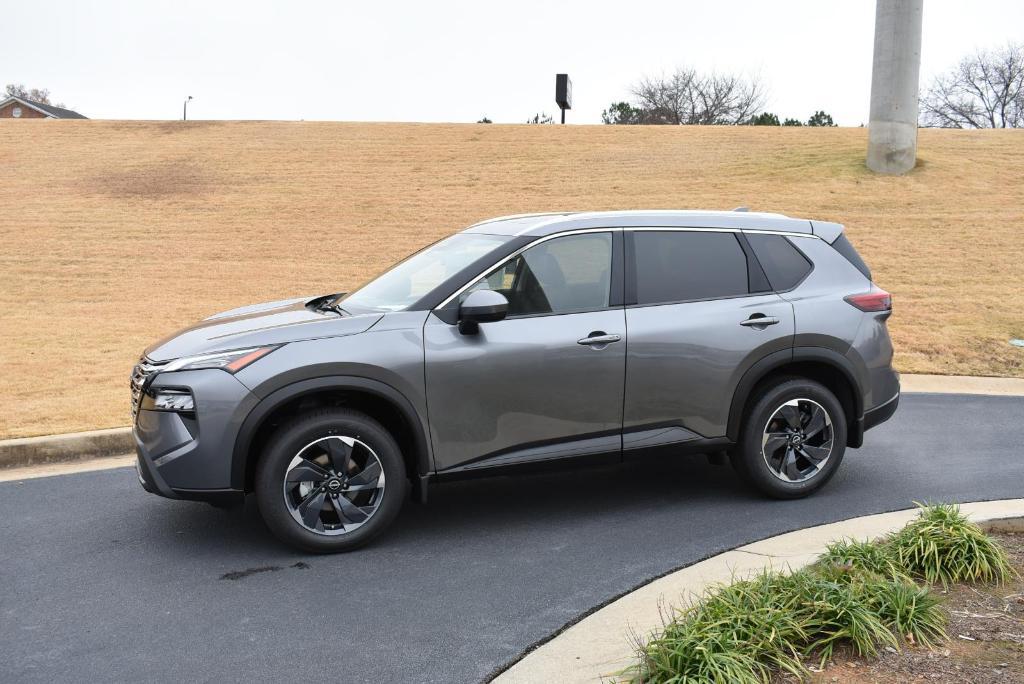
left=0, top=95, right=87, bottom=119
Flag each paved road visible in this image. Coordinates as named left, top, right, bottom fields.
left=2, top=393, right=1022, bottom=683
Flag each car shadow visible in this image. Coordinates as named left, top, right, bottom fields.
left=135, top=454, right=755, bottom=558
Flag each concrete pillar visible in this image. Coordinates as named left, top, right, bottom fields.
left=867, top=0, right=924, bottom=175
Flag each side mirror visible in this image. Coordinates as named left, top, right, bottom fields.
left=458, top=289, right=508, bottom=334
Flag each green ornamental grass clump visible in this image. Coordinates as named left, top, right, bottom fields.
left=632, top=572, right=807, bottom=684
left=786, top=567, right=897, bottom=664
left=871, top=577, right=946, bottom=648
left=890, top=502, right=1015, bottom=586
left=627, top=565, right=947, bottom=683
left=818, top=538, right=910, bottom=581
left=625, top=503, right=1015, bottom=683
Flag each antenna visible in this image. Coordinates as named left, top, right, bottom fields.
left=732, top=206, right=749, bottom=212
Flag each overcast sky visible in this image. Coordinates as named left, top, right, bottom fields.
left=3, top=1, right=1022, bottom=126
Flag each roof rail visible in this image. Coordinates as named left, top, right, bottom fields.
left=469, top=211, right=573, bottom=228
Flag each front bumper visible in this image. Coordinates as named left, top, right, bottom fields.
left=134, top=368, right=258, bottom=505
left=135, top=439, right=244, bottom=507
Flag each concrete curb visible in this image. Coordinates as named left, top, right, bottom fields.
left=0, top=454, right=138, bottom=483
left=0, top=427, right=132, bottom=469
left=900, top=374, right=1024, bottom=396
left=0, top=373, right=1021, bottom=472
left=492, top=499, right=1024, bottom=684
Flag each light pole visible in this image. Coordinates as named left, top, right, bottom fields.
left=183, top=95, right=193, bottom=121
left=867, top=0, right=923, bottom=174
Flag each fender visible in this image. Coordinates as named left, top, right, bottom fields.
left=726, top=346, right=865, bottom=443
left=230, top=375, right=433, bottom=490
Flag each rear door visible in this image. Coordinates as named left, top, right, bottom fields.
left=622, top=229, right=795, bottom=446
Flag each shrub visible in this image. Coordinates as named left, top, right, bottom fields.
left=787, top=568, right=897, bottom=664
left=626, top=565, right=946, bottom=682
left=818, top=538, right=910, bottom=581
left=625, top=503, right=1012, bottom=682
left=890, top=503, right=1014, bottom=586
left=871, top=578, right=947, bottom=648
left=632, top=571, right=806, bottom=683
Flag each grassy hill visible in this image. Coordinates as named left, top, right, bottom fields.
left=1, top=120, right=1022, bottom=438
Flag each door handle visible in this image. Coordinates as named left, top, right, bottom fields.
left=577, top=333, right=622, bottom=346
left=740, top=315, right=779, bottom=327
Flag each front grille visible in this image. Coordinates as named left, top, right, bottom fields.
left=130, top=357, right=167, bottom=420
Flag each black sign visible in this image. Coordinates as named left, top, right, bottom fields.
left=555, top=74, right=572, bottom=111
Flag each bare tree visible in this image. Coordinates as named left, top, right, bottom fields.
left=628, top=67, right=765, bottom=125
left=920, top=43, right=1024, bottom=128
left=4, top=83, right=62, bottom=106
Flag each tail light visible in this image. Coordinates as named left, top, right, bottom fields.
left=845, top=287, right=892, bottom=312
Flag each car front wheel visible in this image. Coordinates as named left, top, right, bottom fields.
left=731, top=378, right=847, bottom=499
left=255, top=408, right=407, bottom=552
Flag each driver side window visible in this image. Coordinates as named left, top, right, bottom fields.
left=463, top=232, right=613, bottom=317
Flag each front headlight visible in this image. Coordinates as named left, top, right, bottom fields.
left=143, top=389, right=195, bottom=412
left=163, top=346, right=278, bottom=374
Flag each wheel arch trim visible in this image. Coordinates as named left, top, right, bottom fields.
left=230, top=375, right=432, bottom=490
left=727, top=347, right=865, bottom=443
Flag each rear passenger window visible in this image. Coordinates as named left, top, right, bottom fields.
left=746, top=234, right=813, bottom=291
left=633, top=231, right=749, bottom=305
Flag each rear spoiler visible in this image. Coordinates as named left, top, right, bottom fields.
left=810, top=220, right=872, bottom=280
left=808, top=220, right=844, bottom=243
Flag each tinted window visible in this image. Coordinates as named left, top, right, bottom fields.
left=464, top=232, right=612, bottom=316
left=831, top=233, right=872, bottom=280
left=633, top=231, right=749, bottom=305
left=746, top=233, right=813, bottom=291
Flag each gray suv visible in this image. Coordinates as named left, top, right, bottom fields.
left=132, top=210, right=899, bottom=552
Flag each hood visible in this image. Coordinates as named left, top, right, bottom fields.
left=144, top=294, right=383, bottom=362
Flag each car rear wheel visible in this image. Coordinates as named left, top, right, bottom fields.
left=255, top=408, right=407, bottom=552
left=731, top=377, right=847, bottom=499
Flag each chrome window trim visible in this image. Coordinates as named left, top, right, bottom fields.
left=435, top=226, right=821, bottom=310
left=633, top=227, right=817, bottom=238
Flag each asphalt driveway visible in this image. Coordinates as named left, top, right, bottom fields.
left=1, top=393, right=1022, bottom=683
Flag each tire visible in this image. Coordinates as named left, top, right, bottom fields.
left=255, top=408, right=408, bottom=552
left=730, top=377, right=847, bottom=499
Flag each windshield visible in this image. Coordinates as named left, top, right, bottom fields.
left=341, top=233, right=511, bottom=312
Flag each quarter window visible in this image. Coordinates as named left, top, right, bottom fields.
left=745, top=233, right=813, bottom=291
left=633, top=231, right=749, bottom=305
left=465, top=232, right=613, bottom=316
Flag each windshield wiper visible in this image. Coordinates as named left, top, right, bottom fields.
left=311, top=293, right=349, bottom=316
left=323, top=301, right=350, bottom=316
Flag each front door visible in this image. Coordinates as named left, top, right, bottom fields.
left=424, top=231, right=626, bottom=472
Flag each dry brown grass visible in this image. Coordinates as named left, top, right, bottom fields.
left=1, top=121, right=1022, bottom=439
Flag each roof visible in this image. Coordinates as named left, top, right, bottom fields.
left=463, top=210, right=844, bottom=240
left=1, top=95, right=87, bottom=119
